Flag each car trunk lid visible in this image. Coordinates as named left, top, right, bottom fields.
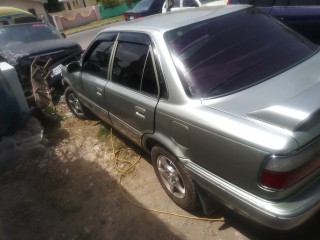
left=201, top=52, right=320, bottom=147
left=247, top=84, right=320, bottom=131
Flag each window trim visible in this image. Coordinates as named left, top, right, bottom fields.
left=109, top=32, right=161, bottom=98
left=82, top=40, right=115, bottom=80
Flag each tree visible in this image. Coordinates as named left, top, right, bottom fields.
left=99, top=0, right=124, bottom=8
left=44, top=0, right=63, bottom=13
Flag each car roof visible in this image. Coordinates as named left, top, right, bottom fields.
left=0, top=7, right=32, bottom=17
left=104, top=5, right=250, bottom=33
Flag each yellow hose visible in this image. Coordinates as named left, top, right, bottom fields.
left=110, top=128, right=224, bottom=222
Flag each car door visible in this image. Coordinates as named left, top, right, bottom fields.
left=79, top=32, right=117, bottom=123
left=105, top=32, right=159, bottom=146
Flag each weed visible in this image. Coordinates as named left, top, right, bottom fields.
left=97, top=125, right=110, bottom=140
left=43, top=105, right=62, bottom=120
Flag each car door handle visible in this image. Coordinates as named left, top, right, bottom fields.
left=96, top=87, right=103, bottom=96
left=135, top=106, right=146, bottom=119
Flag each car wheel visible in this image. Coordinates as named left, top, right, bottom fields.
left=65, top=86, right=88, bottom=119
left=151, top=146, right=199, bottom=211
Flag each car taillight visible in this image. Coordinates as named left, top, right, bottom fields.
left=133, top=13, right=142, bottom=19
left=123, top=13, right=142, bottom=21
left=260, top=154, right=320, bottom=190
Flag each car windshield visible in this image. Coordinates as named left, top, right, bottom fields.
left=133, top=0, right=154, bottom=11
left=164, top=7, right=318, bottom=98
left=0, top=23, right=61, bottom=48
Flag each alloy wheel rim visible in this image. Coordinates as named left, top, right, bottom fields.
left=68, top=93, right=84, bottom=116
left=157, top=155, right=185, bottom=199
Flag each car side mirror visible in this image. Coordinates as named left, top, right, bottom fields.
left=60, top=32, right=66, bottom=38
left=67, top=61, right=81, bottom=73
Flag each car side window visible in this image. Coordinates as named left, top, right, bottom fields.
left=288, top=0, right=320, bottom=6
left=274, top=0, right=289, bottom=6
left=83, top=41, right=114, bottom=80
left=141, top=52, right=158, bottom=95
left=238, top=0, right=254, bottom=4
left=112, top=42, right=148, bottom=90
left=183, top=0, right=199, bottom=7
left=0, top=20, right=9, bottom=25
left=112, top=33, right=159, bottom=96
left=173, top=0, right=180, bottom=7
left=251, top=0, right=274, bottom=6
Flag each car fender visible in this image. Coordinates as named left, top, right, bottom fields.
left=142, top=130, right=189, bottom=161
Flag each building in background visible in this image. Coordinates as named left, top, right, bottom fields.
left=0, top=0, right=48, bottom=21
left=58, top=0, right=96, bottom=10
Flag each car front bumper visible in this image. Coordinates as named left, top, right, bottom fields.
left=185, top=161, right=320, bottom=230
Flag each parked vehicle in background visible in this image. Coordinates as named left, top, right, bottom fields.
left=124, top=0, right=165, bottom=21
left=63, top=5, right=320, bottom=230
left=166, top=0, right=226, bottom=11
left=0, top=22, right=82, bottom=106
left=124, top=0, right=225, bottom=21
left=0, top=6, right=42, bottom=25
left=227, top=0, right=320, bottom=44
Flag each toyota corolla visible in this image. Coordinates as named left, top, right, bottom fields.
left=62, top=5, right=320, bottom=230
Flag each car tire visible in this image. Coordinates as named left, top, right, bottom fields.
left=65, top=86, right=90, bottom=119
left=151, top=146, right=199, bottom=211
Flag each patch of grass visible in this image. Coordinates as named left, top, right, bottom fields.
left=43, top=105, right=62, bottom=120
left=97, top=125, right=110, bottom=140
left=96, top=126, right=127, bottom=150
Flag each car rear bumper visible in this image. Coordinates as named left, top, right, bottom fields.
left=185, top=161, right=320, bottom=230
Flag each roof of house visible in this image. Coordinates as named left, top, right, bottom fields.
left=0, top=7, right=32, bottom=17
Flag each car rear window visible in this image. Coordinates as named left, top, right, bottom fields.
left=235, top=0, right=320, bottom=6
left=133, top=0, right=162, bottom=11
left=164, top=7, right=318, bottom=98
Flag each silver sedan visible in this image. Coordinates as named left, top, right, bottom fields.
left=62, top=5, right=320, bottom=230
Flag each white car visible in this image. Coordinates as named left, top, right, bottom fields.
left=163, top=0, right=226, bottom=12
left=124, top=0, right=225, bottom=21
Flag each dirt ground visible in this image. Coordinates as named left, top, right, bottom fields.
left=1, top=99, right=320, bottom=240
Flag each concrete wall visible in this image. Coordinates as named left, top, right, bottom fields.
left=51, top=1, right=137, bottom=31
left=0, top=0, right=48, bottom=21
left=51, top=6, right=101, bottom=31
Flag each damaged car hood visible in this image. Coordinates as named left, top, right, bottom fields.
left=0, top=39, right=81, bottom=66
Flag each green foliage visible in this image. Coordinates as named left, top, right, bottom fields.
left=100, top=0, right=124, bottom=8
left=125, top=0, right=136, bottom=7
left=43, top=104, right=62, bottom=117
left=97, top=125, right=110, bottom=140
left=44, top=0, right=63, bottom=13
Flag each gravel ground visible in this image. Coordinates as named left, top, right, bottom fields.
left=1, top=99, right=320, bottom=240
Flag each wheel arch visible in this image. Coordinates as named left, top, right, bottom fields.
left=143, top=132, right=188, bottom=163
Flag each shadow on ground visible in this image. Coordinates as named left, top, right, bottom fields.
left=0, top=147, right=186, bottom=240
